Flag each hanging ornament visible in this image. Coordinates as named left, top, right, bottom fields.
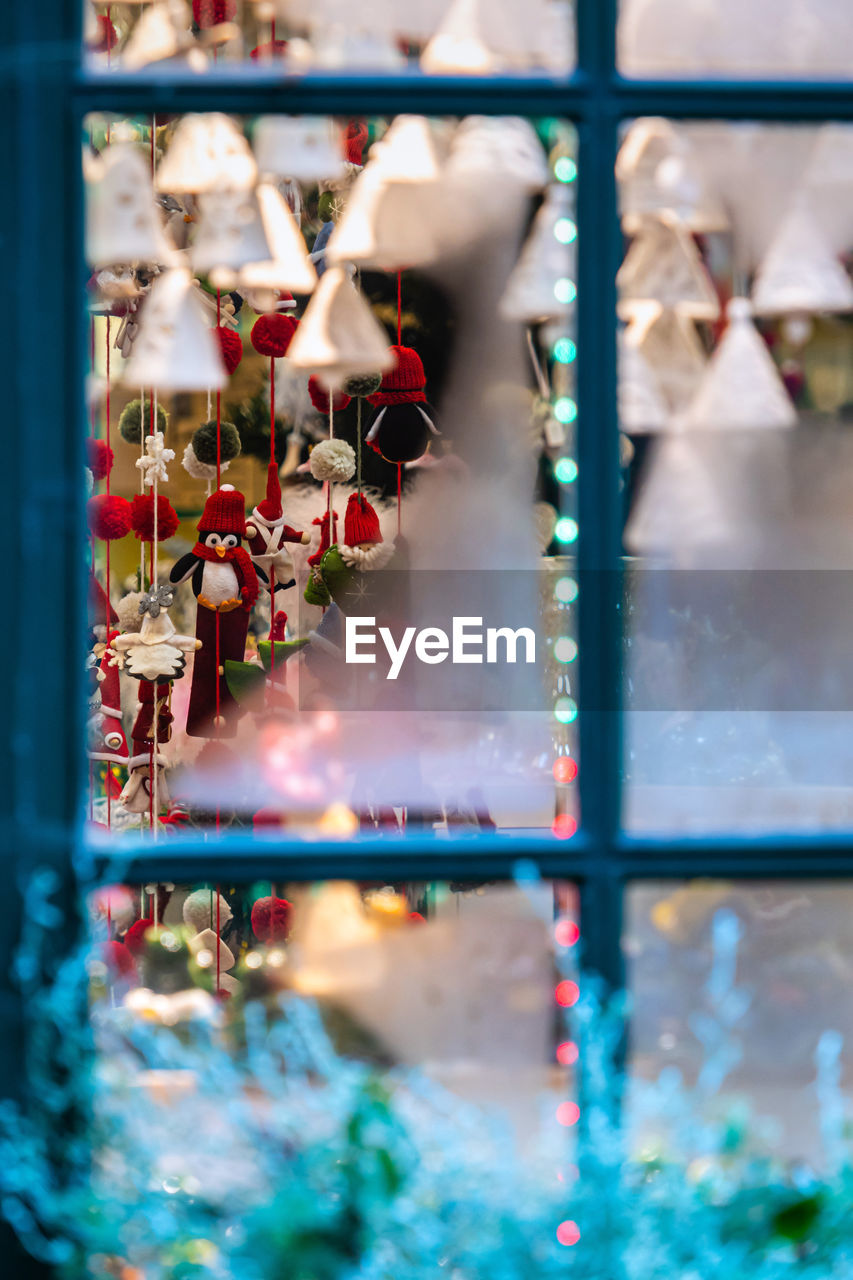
left=130, top=493, right=181, bottom=542
left=192, top=184, right=317, bottom=294
left=88, top=643, right=129, bottom=766
left=365, top=346, right=439, bottom=464
left=113, top=604, right=201, bottom=682
left=500, top=185, right=577, bottom=324
left=169, top=486, right=261, bottom=738
left=245, top=463, right=310, bottom=581
left=253, top=116, right=346, bottom=183
left=803, top=124, right=853, bottom=254
left=677, top=298, right=797, bottom=432
left=618, top=214, right=720, bottom=321
left=309, top=438, right=356, bottom=483
left=751, top=199, right=853, bottom=334
left=88, top=494, right=133, bottom=541
left=122, top=0, right=206, bottom=70
left=251, top=313, right=298, bottom=358
left=340, top=493, right=394, bottom=569
left=421, top=0, right=503, bottom=73
left=624, top=433, right=738, bottom=557
left=155, top=113, right=257, bottom=194
left=287, top=266, right=394, bottom=387
left=616, top=118, right=728, bottom=234
left=121, top=268, right=228, bottom=391
left=623, top=302, right=708, bottom=414
left=134, top=431, right=176, bottom=488
left=87, top=143, right=178, bottom=269
left=618, top=329, right=669, bottom=433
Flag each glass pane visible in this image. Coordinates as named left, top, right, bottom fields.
left=618, top=119, right=853, bottom=835
left=82, top=1, right=575, bottom=77
left=83, top=112, right=579, bottom=840
left=626, top=880, right=853, bottom=1165
left=61, top=879, right=579, bottom=1272
left=619, top=1, right=853, bottom=77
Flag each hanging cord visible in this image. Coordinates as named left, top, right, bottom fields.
left=397, top=463, right=402, bottom=536
left=526, top=327, right=551, bottom=399
left=356, top=396, right=363, bottom=497
left=151, top=389, right=160, bottom=840
left=397, top=271, right=402, bottom=345
left=216, top=289, right=222, bottom=488
left=269, top=355, right=276, bottom=691
left=105, top=316, right=112, bottom=828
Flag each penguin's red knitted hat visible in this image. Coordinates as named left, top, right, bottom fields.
left=367, top=346, right=427, bottom=407
left=197, top=484, right=246, bottom=536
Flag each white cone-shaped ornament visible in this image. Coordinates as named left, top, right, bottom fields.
left=370, top=116, right=443, bottom=183
left=242, top=184, right=318, bottom=293
left=617, top=118, right=728, bottom=234
left=155, top=113, right=257, bottom=194
left=87, top=144, right=178, bottom=269
left=500, top=185, right=577, bottom=324
left=253, top=116, right=346, bottom=183
left=421, top=0, right=503, bottom=73
left=619, top=329, right=669, bottom=433
left=618, top=215, right=720, bottom=320
left=625, top=434, right=737, bottom=557
left=325, top=166, right=441, bottom=271
left=677, top=298, right=797, bottom=432
left=287, top=266, right=394, bottom=387
left=191, top=184, right=317, bottom=293
left=122, top=0, right=204, bottom=70
left=751, top=199, right=853, bottom=317
left=626, top=302, right=707, bottom=413
left=122, top=268, right=228, bottom=392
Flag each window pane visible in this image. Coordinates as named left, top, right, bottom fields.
left=83, top=112, right=578, bottom=840
left=625, top=880, right=853, bottom=1165
left=618, top=119, right=853, bottom=835
left=82, top=1, right=575, bottom=77
left=75, top=880, right=580, bottom=1271
left=619, top=1, right=853, bottom=77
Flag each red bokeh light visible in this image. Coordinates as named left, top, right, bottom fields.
left=555, top=980, right=580, bottom=1008
left=556, top=1101, right=580, bottom=1127
left=554, top=918, right=580, bottom=948
left=557, top=1220, right=581, bottom=1247
left=553, top=756, right=578, bottom=784
left=556, top=1040, right=579, bottom=1066
left=552, top=813, right=578, bottom=840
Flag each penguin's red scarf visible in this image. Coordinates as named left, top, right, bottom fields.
left=192, top=542, right=260, bottom=610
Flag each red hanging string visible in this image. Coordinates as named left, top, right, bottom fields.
left=149, top=744, right=154, bottom=832
left=105, top=317, right=112, bottom=829
left=269, top=355, right=276, bottom=690
left=216, top=290, right=222, bottom=488
left=105, top=318, right=111, bottom=496
left=397, top=271, right=402, bottom=346
left=397, top=463, right=402, bottom=536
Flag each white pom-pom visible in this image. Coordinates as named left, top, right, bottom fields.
left=182, top=442, right=231, bottom=482
left=309, top=438, right=356, bottom=483
left=116, top=591, right=145, bottom=633
left=182, top=887, right=233, bottom=934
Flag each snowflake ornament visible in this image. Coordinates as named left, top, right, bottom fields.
left=135, top=430, right=176, bottom=487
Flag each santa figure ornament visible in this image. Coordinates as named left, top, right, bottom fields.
left=170, top=486, right=262, bottom=738
left=245, top=462, right=310, bottom=592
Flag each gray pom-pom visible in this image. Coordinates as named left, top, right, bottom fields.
left=343, top=372, right=383, bottom=398
left=119, top=397, right=169, bottom=445
left=192, top=420, right=242, bottom=465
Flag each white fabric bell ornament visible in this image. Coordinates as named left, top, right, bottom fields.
left=242, top=184, right=318, bottom=294
left=440, top=116, right=549, bottom=253
left=287, top=266, right=394, bottom=387
left=122, top=267, right=228, bottom=391
left=421, top=0, right=503, bottom=73
left=619, top=329, right=669, bottom=433
left=87, top=144, right=178, bottom=269
left=624, top=434, right=738, bottom=558
left=751, top=198, right=853, bottom=323
left=803, top=124, right=853, bottom=254
left=155, top=113, right=257, bottom=194
left=618, top=214, right=720, bottom=321
left=122, top=0, right=206, bottom=71
left=625, top=302, right=707, bottom=414
left=253, top=116, right=346, bottom=183
left=677, top=298, right=797, bottom=432
left=500, top=185, right=577, bottom=324
left=191, top=184, right=316, bottom=294
left=617, top=118, right=728, bottom=235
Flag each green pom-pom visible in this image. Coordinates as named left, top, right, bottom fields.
left=317, top=191, right=337, bottom=222
left=192, top=420, right=242, bottom=465
left=344, top=372, right=383, bottom=398
left=119, top=397, right=169, bottom=445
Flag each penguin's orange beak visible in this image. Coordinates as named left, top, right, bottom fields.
left=215, top=545, right=227, bottom=558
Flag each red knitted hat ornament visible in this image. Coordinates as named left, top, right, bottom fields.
left=197, top=484, right=247, bottom=536
left=192, top=0, right=236, bottom=26
left=255, top=462, right=283, bottom=524
left=87, top=494, right=132, bottom=541
left=344, top=492, right=382, bottom=546
left=367, top=346, right=427, bottom=407
left=250, top=39, right=288, bottom=60
left=251, top=895, right=292, bottom=944
left=308, top=376, right=351, bottom=415
left=125, top=918, right=154, bottom=957
left=251, top=313, right=298, bottom=358
left=131, top=493, right=180, bottom=543
left=90, top=14, right=119, bottom=53
left=215, top=326, right=244, bottom=375
left=102, top=940, right=136, bottom=980
left=346, top=121, right=369, bottom=165
left=86, top=438, right=114, bottom=481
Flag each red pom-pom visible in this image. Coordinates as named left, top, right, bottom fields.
left=251, top=896, right=292, bottom=944
left=130, top=494, right=180, bottom=543
left=408, top=911, right=426, bottom=924
left=192, top=0, right=236, bottom=26
left=89, top=14, right=119, bottom=53
left=251, top=314, right=298, bottom=358
left=86, top=438, right=114, bottom=481
left=125, top=918, right=154, bottom=957
left=102, top=940, right=136, bottom=980
left=87, top=494, right=132, bottom=541
left=346, top=121, right=369, bottom=166
left=271, top=610, right=288, bottom=642
left=308, top=376, right=351, bottom=415
left=216, top=326, right=243, bottom=375
left=250, top=39, right=289, bottom=60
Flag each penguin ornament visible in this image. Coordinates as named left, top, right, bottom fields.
left=365, top=345, right=439, bottom=465
left=170, top=485, right=262, bottom=738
